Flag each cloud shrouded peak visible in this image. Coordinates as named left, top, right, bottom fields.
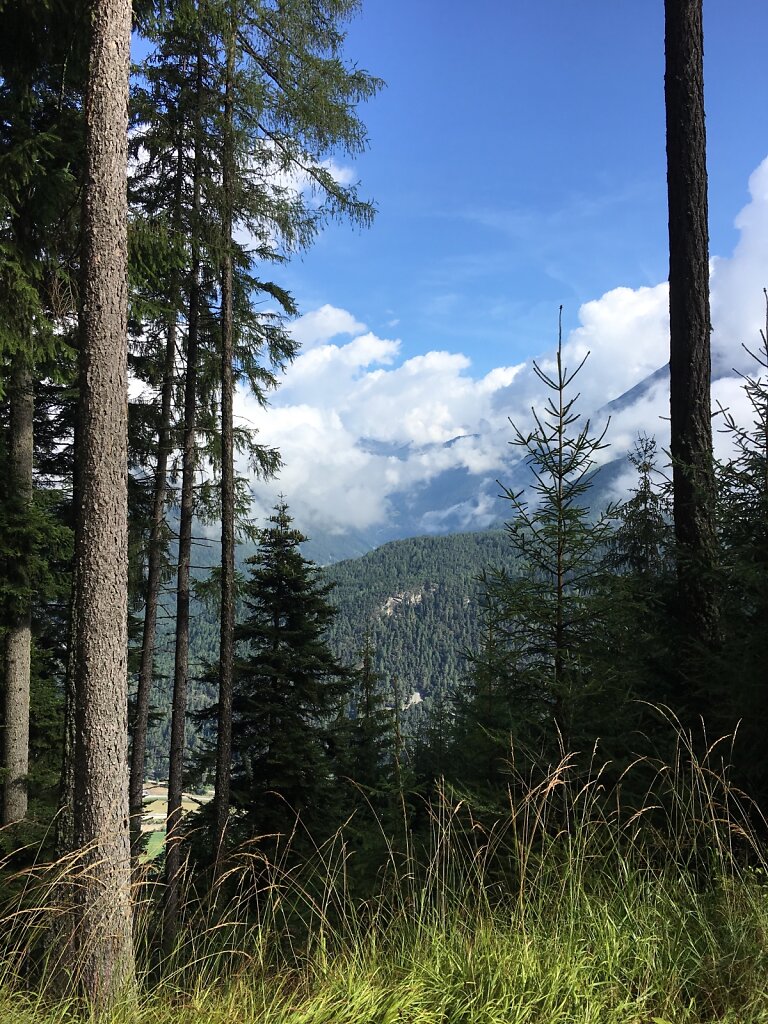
left=235, top=155, right=768, bottom=546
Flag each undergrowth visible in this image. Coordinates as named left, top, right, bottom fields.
left=2, top=718, right=768, bottom=1023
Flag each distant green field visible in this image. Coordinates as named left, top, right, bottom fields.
left=141, top=829, right=165, bottom=863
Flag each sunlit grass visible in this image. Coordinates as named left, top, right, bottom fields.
left=140, top=829, right=165, bottom=864
left=3, top=716, right=768, bottom=1022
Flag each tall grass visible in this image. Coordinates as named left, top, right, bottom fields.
left=3, top=720, right=768, bottom=1022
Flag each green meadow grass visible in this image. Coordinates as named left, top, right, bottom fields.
left=3, top=727, right=768, bottom=1023
left=141, top=829, right=165, bottom=864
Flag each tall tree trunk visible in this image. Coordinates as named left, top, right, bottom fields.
left=213, top=5, right=237, bottom=872
left=69, top=0, right=135, bottom=1005
left=3, top=348, right=33, bottom=825
left=56, top=415, right=80, bottom=859
left=164, top=46, right=204, bottom=947
left=664, top=0, right=719, bottom=684
left=129, top=138, right=185, bottom=862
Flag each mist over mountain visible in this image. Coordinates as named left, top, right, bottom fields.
left=299, top=363, right=673, bottom=564
left=233, top=155, right=768, bottom=564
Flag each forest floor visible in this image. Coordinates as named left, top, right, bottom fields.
left=3, top=752, right=768, bottom=1022
left=2, top=864, right=768, bottom=1024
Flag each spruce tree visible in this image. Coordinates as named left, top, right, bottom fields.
left=601, top=435, right=676, bottom=712
left=470, top=311, right=616, bottom=766
left=227, top=501, right=351, bottom=851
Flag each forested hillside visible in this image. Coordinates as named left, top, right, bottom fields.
left=325, top=531, right=510, bottom=706
left=140, top=529, right=509, bottom=774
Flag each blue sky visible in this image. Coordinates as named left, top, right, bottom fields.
left=280, top=1, right=768, bottom=370
left=133, top=3, right=768, bottom=538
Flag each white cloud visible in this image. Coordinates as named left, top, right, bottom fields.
left=289, top=304, right=367, bottom=349
left=562, top=283, right=670, bottom=402
left=238, top=155, right=768, bottom=541
left=711, top=158, right=768, bottom=376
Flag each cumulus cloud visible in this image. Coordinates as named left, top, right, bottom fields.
left=238, top=156, right=768, bottom=541
left=561, top=283, right=670, bottom=402
left=289, top=304, right=367, bottom=349
left=235, top=330, right=524, bottom=533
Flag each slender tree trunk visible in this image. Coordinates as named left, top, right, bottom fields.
left=213, top=7, right=237, bottom=872
left=664, top=0, right=719, bottom=677
left=165, top=46, right=204, bottom=946
left=129, top=140, right=185, bottom=862
left=3, top=349, right=33, bottom=825
left=56, top=418, right=80, bottom=859
left=69, top=0, right=135, bottom=1005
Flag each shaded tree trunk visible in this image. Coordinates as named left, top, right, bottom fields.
left=664, top=0, right=719, bottom=683
left=129, top=138, right=184, bottom=862
left=164, top=44, right=204, bottom=947
left=2, top=348, right=33, bottom=825
left=56, top=422, right=80, bottom=859
left=213, top=6, right=237, bottom=872
left=69, top=0, right=135, bottom=1004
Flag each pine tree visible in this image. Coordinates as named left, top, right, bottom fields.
left=127, top=128, right=187, bottom=861
left=213, top=0, right=239, bottom=872
left=477, top=310, right=616, bottom=762
left=597, top=435, right=677, bottom=769
left=227, top=501, right=351, bottom=851
left=0, top=380, right=73, bottom=839
left=2, top=352, right=33, bottom=824
left=0, top=0, right=84, bottom=833
left=126, top=0, right=377, bottom=868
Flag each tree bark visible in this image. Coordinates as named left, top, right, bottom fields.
left=164, top=45, right=203, bottom=947
left=3, top=349, right=33, bottom=825
left=664, top=0, right=719, bottom=672
left=69, top=0, right=135, bottom=1005
left=129, top=138, right=184, bottom=863
left=213, top=6, right=237, bottom=873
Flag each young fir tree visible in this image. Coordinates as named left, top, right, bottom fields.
left=333, top=629, right=394, bottom=796
left=448, top=606, right=527, bottom=809
left=459, top=310, right=617, bottom=777
left=327, top=629, right=400, bottom=889
left=601, top=435, right=677, bottom=716
left=226, top=501, right=351, bottom=853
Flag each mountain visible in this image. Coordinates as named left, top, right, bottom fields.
left=299, top=364, right=671, bottom=564
left=324, top=530, right=512, bottom=716
left=139, top=528, right=512, bottom=775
